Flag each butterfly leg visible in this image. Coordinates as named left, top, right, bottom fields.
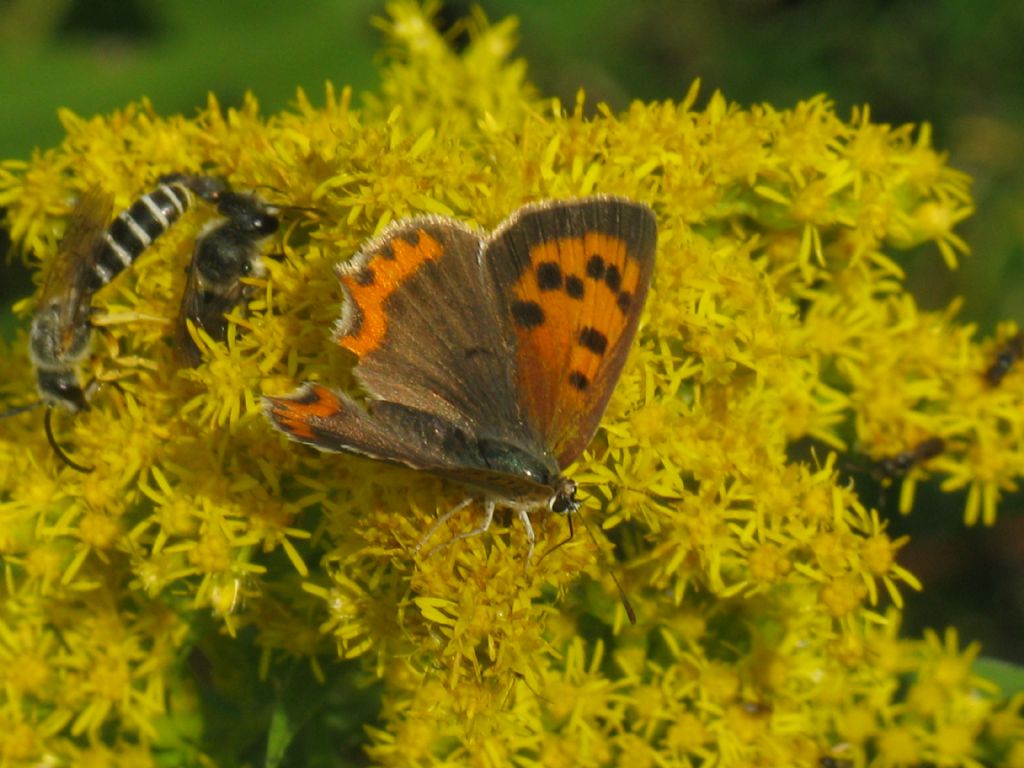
left=415, top=496, right=476, bottom=555
left=420, top=498, right=497, bottom=558
left=517, top=507, right=536, bottom=569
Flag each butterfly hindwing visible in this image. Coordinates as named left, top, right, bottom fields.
left=264, top=383, right=452, bottom=468
left=484, top=197, right=657, bottom=467
left=264, top=383, right=561, bottom=499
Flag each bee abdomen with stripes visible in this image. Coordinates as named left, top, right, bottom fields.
left=84, top=174, right=226, bottom=294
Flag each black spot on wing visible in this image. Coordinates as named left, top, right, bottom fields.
left=565, top=275, right=584, bottom=299
left=568, top=371, right=589, bottom=390
left=605, top=264, right=622, bottom=292
left=578, top=327, right=608, bottom=355
left=512, top=300, right=544, bottom=328
left=536, top=261, right=562, bottom=291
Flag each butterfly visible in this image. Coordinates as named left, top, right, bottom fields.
left=263, top=196, right=657, bottom=564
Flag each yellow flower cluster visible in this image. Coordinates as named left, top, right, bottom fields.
left=0, top=2, right=1020, bottom=765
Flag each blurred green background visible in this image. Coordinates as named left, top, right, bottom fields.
left=1, top=0, right=1022, bottom=675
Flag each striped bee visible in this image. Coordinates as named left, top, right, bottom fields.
left=175, top=190, right=279, bottom=366
left=20, top=189, right=114, bottom=470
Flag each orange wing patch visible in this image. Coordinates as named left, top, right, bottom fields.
left=335, top=229, right=445, bottom=357
left=510, top=230, right=648, bottom=464
left=264, top=384, right=345, bottom=442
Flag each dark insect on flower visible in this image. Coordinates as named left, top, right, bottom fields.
left=174, top=189, right=280, bottom=367
left=984, top=331, right=1024, bottom=386
left=27, top=191, right=113, bottom=415
left=873, top=436, right=945, bottom=483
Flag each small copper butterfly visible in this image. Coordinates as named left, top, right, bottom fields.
left=263, top=196, right=657, bottom=563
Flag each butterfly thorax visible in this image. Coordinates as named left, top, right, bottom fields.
left=478, top=436, right=555, bottom=478
left=471, top=436, right=559, bottom=490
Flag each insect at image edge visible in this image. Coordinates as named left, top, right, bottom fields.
left=1, top=174, right=283, bottom=472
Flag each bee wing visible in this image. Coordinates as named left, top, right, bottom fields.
left=174, top=260, right=249, bottom=367
left=38, top=189, right=114, bottom=342
left=174, top=257, right=209, bottom=368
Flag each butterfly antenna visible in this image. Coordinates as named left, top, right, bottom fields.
left=44, top=408, right=94, bottom=473
left=537, top=515, right=574, bottom=562
left=573, top=506, right=637, bottom=625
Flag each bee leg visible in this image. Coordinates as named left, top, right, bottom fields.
left=0, top=399, right=45, bottom=419
left=43, top=407, right=94, bottom=473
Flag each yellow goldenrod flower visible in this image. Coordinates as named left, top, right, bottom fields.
left=0, top=2, right=1017, bottom=765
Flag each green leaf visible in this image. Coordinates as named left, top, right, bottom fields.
left=975, top=656, right=1024, bottom=696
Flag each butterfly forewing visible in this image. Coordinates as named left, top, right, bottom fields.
left=484, top=197, right=656, bottom=467
left=332, top=217, right=528, bottom=442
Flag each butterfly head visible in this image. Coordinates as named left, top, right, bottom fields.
left=548, top=476, right=579, bottom=515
